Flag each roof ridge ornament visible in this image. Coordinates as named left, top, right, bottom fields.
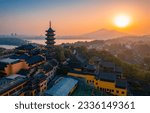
left=49, top=20, right=51, bottom=28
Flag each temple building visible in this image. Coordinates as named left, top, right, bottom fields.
left=0, top=74, right=28, bottom=96
left=66, top=57, right=128, bottom=96
left=67, top=68, right=127, bottom=96
left=0, top=58, right=29, bottom=76
left=44, top=77, right=78, bottom=96
left=15, top=44, right=36, bottom=55
left=45, top=21, right=56, bottom=60
left=28, top=73, right=47, bottom=96
left=0, top=22, right=59, bottom=96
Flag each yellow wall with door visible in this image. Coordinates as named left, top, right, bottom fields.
left=68, top=72, right=127, bottom=96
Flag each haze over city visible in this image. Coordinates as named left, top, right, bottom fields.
left=0, top=0, right=150, bottom=36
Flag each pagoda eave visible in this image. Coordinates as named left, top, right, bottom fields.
left=45, top=42, right=55, bottom=44
left=45, top=34, right=55, bottom=36
left=45, top=38, right=55, bottom=40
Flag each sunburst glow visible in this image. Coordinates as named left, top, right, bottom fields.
left=114, top=15, right=130, bottom=28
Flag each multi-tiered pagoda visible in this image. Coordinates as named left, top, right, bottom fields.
left=45, top=21, right=56, bottom=60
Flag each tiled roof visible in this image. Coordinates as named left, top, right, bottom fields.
left=45, top=37, right=55, bottom=40
left=115, top=79, right=127, bottom=89
left=85, top=64, right=96, bottom=71
left=44, top=77, right=78, bottom=96
left=10, top=54, right=30, bottom=60
left=68, top=70, right=94, bottom=76
left=26, top=55, right=45, bottom=65
left=67, top=58, right=82, bottom=68
left=0, top=62, right=8, bottom=70
left=17, top=69, right=30, bottom=76
left=100, top=61, right=115, bottom=68
left=18, top=54, right=30, bottom=60
left=0, top=58, right=20, bottom=64
left=46, top=28, right=55, bottom=32
left=46, top=41, right=55, bottom=45
left=9, top=55, right=18, bottom=59
left=34, top=73, right=47, bottom=80
left=16, top=44, right=35, bottom=50
left=0, top=75, right=27, bottom=95
left=50, top=59, right=58, bottom=67
left=29, top=49, right=40, bottom=56
left=31, top=73, right=47, bottom=84
left=96, top=72, right=116, bottom=82
left=43, top=64, right=53, bottom=73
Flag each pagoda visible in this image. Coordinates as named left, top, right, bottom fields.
left=45, top=21, right=56, bottom=60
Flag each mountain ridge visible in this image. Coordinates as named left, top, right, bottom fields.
left=80, top=28, right=131, bottom=40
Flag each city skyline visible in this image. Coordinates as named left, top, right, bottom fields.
left=0, top=0, right=150, bottom=36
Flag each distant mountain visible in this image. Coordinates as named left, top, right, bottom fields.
left=81, top=28, right=130, bottom=40
left=58, top=28, right=131, bottom=40
left=106, top=35, right=150, bottom=44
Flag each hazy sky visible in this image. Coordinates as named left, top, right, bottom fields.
left=0, top=0, right=150, bottom=36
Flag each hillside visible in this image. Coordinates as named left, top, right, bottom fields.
left=0, top=36, right=28, bottom=46
left=69, top=35, right=150, bottom=71
left=81, top=28, right=129, bottom=40
left=57, top=28, right=131, bottom=40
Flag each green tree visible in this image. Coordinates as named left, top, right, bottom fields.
left=55, top=46, right=65, bottom=62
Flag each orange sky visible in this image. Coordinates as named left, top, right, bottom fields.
left=0, top=0, right=150, bottom=36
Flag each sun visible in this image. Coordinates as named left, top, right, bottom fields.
left=114, top=15, right=130, bottom=28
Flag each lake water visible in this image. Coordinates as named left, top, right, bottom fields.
left=28, top=39, right=92, bottom=45
left=0, top=45, right=17, bottom=49
left=0, top=39, right=92, bottom=49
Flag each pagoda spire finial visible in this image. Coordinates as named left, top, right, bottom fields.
left=49, top=20, right=51, bottom=28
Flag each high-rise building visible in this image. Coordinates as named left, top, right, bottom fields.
left=45, top=21, right=56, bottom=60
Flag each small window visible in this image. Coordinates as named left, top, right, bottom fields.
left=96, top=82, right=98, bottom=85
left=111, top=90, right=114, bottom=92
left=122, top=91, right=125, bottom=94
left=116, top=90, right=119, bottom=93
